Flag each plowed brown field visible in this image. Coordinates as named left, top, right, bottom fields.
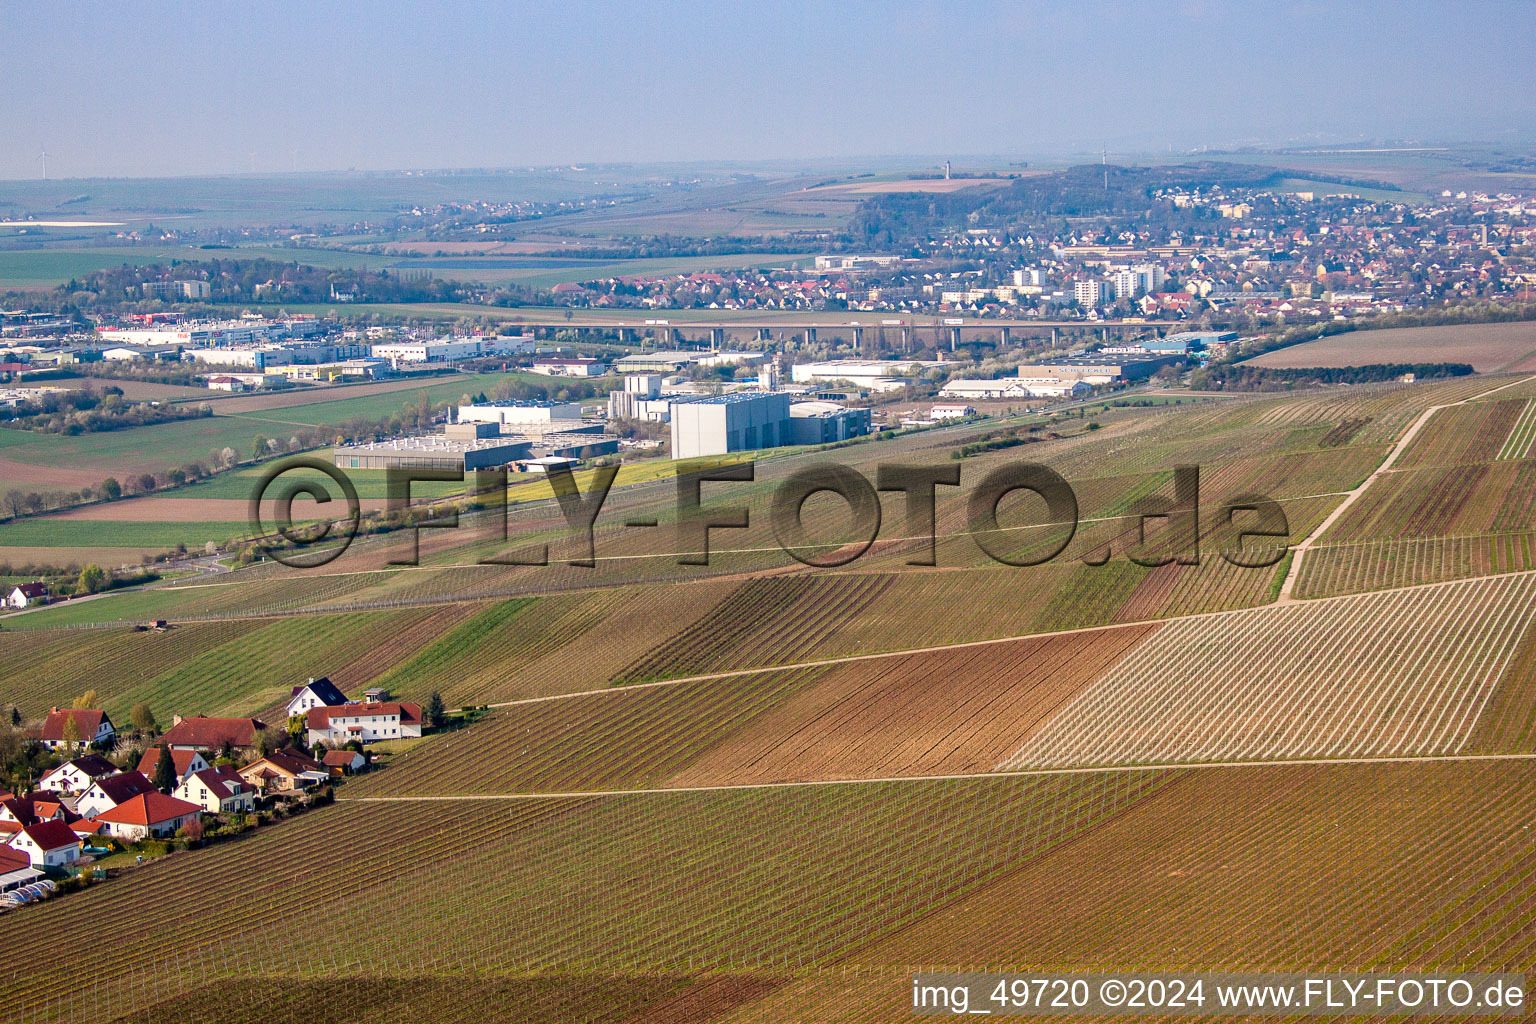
left=670, top=624, right=1158, bottom=786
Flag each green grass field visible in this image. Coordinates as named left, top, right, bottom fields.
left=0, top=518, right=250, bottom=548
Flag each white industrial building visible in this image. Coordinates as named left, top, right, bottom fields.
left=790, top=358, right=941, bottom=393
left=608, top=374, right=680, bottom=422
left=530, top=357, right=606, bottom=377
left=370, top=335, right=532, bottom=365
left=671, top=391, right=792, bottom=459
left=939, top=377, right=1091, bottom=400
left=458, top=401, right=584, bottom=434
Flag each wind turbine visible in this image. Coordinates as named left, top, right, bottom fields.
left=39, top=148, right=48, bottom=180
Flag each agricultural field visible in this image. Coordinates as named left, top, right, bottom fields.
left=1004, top=573, right=1536, bottom=769
left=737, top=759, right=1536, bottom=1019
left=2, top=603, right=474, bottom=719
left=0, top=771, right=1170, bottom=1021
left=9, top=368, right=1536, bottom=1024
left=1293, top=531, right=1536, bottom=598
left=1244, top=321, right=1536, bottom=373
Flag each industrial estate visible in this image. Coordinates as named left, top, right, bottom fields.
left=4, top=3, right=1536, bottom=1022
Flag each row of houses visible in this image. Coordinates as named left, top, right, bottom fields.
left=4, top=680, right=422, bottom=892
left=31, top=682, right=422, bottom=755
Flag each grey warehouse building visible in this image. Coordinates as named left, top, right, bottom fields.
left=333, top=433, right=532, bottom=472
left=670, top=392, right=792, bottom=460
left=789, top=401, right=872, bottom=445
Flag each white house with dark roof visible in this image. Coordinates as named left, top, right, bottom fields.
left=37, top=755, right=119, bottom=795
left=5, top=582, right=49, bottom=609
left=76, top=771, right=156, bottom=820
left=284, top=676, right=350, bottom=718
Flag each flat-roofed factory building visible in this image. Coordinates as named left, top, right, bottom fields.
left=671, top=392, right=792, bottom=460
left=333, top=422, right=532, bottom=471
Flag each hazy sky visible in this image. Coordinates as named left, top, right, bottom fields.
left=4, top=0, right=1534, bottom=180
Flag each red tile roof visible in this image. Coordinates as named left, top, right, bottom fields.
left=88, top=771, right=156, bottom=807
left=182, top=767, right=246, bottom=800
left=305, top=701, right=421, bottom=729
left=94, top=792, right=200, bottom=827
left=322, top=750, right=363, bottom=767
left=39, top=708, right=109, bottom=743
left=0, top=794, right=79, bottom=826
left=159, top=715, right=267, bottom=750
left=0, top=847, right=30, bottom=873
left=240, top=750, right=323, bottom=778
left=16, top=819, right=80, bottom=852
left=136, top=748, right=204, bottom=779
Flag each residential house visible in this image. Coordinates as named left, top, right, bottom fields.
left=305, top=701, right=422, bottom=746
left=135, top=748, right=210, bottom=788
left=0, top=794, right=77, bottom=843
left=76, top=771, right=157, bottom=820
left=322, top=750, right=366, bottom=776
left=284, top=676, right=349, bottom=718
left=238, top=750, right=328, bottom=795
left=6, top=820, right=80, bottom=868
left=37, top=754, right=119, bottom=795
left=158, top=715, right=267, bottom=754
left=37, top=708, right=116, bottom=752
left=5, top=582, right=48, bottom=609
left=174, top=768, right=254, bottom=815
left=0, top=846, right=44, bottom=892
left=93, top=792, right=201, bottom=841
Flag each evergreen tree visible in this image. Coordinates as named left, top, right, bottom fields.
left=152, top=746, right=177, bottom=792
left=425, top=691, right=447, bottom=729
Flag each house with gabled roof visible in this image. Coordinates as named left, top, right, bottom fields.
left=37, top=754, right=119, bottom=795
left=93, top=792, right=201, bottom=841
left=76, top=771, right=156, bottom=820
left=174, top=767, right=254, bottom=815
left=322, top=750, right=366, bottom=775
left=159, top=715, right=267, bottom=753
left=5, top=819, right=81, bottom=868
left=285, top=676, right=349, bottom=718
left=238, top=750, right=328, bottom=795
left=305, top=701, right=422, bottom=746
left=135, top=748, right=210, bottom=788
left=37, top=708, right=116, bottom=752
left=5, top=581, right=49, bottom=609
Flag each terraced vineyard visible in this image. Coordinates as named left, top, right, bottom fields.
left=734, top=759, right=1536, bottom=1020
left=118, top=607, right=458, bottom=718
left=1294, top=532, right=1536, bottom=598
left=1499, top=398, right=1536, bottom=459
left=108, top=975, right=779, bottom=1024
left=613, top=573, right=896, bottom=683
left=350, top=667, right=832, bottom=795
left=1395, top=397, right=1525, bottom=470
left=1004, top=573, right=1536, bottom=769
left=2, top=772, right=1169, bottom=1022
left=5, top=618, right=271, bottom=719
left=670, top=625, right=1157, bottom=786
